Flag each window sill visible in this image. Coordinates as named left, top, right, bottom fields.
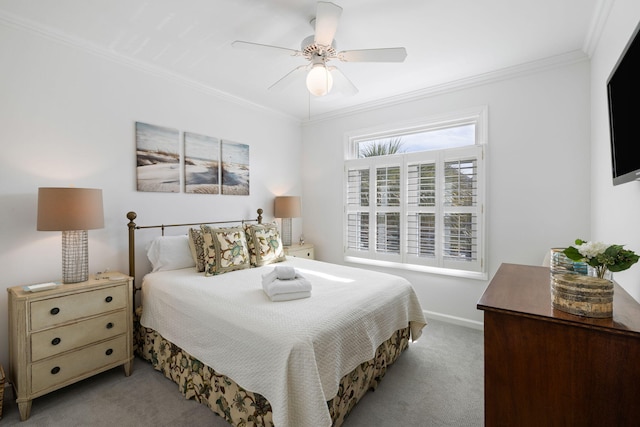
left=344, top=256, right=488, bottom=280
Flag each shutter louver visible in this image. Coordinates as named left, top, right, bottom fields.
left=443, top=158, right=478, bottom=262
left=407, top=163, right=436, bottom=207
left=347, top=168, right=369, bottom=207
left=407, top=213, right=436, bottom=257
left=346, top=167, right=370, bottom=252
left=376, top=166, right=400, bottom=207
left=347, top=212, right=369, bottom=251
left=444, top=213, right=477, bottom=261
left=407, top=161, right=437, bottom=258
left=376, top=212, right=400, bottom=254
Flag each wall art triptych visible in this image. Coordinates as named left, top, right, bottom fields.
left=135, top=122, right=250, bottom=195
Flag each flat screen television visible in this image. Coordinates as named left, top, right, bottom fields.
left=607, top=20, right=640, bottom=186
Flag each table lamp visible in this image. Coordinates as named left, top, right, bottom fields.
left=274, top=196, right=301, bottom=247
left=37, top=187, right=104, bottom=283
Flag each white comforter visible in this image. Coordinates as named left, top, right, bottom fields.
left=140, top=257, right=427, bottom=427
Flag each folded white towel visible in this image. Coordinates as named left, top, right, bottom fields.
left=274, top=265, right=296, bottom=280
left=268, top=290, right=311, bottom=302
left=261, top=267, right=303, bottom=286
left=262, top=276, right=312, bottom=298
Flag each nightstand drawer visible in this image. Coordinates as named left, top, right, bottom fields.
left=30, top=285, right=127, bottom=330
left=285, top=244, right=314, bottom=259
left=31, top=310, right=128, bottom=362
left=31, top=335, right=127, bottom=394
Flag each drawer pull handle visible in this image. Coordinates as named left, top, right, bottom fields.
left=106, top=322, right=114, bottom=329
left=50, top=307, right=60, bottom=315
left=51, top=366, right=60, bottom=375
left=105, top=348, right=113, bottom=356
left=105, top=296, right=113, bottom=303
left=51, top=337, right=61, bottom=346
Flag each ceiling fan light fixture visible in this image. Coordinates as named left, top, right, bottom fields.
left=232, top=2, right=406, bottom=97
left=306, top=63, right=333, bottom=96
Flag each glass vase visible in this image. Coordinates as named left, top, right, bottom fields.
left=589, top=266, right=613, bottom=281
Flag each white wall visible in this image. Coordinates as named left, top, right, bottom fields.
left=0, top=23, right=302, bottom=371
left=5, top=1, right=635, bottom=376
left=302, top=60, right=592, bottom=327
left=591, top=0, right=640, bottom=302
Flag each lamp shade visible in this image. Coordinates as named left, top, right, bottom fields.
left=37, top=187, right=104, bottom=231
left=274, top=196, right=301, bottom=219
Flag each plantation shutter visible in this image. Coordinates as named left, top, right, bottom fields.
left=343, top=116, right=485, bottom=279
left=346, top=163, right=371, bottom=253
left=407, top=157, right=437, bottom=263
left=441, top=146, right=482, bottom=272
left=375, top=165, right=401, bottom=255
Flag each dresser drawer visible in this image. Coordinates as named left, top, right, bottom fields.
left=31, top=310, right=128, bottom=362
left=31, top=335, right=127, bottom=394
left=30, top=285, right=127, bottom=330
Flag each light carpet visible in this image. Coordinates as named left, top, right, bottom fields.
left=1, top=319, right=484, bottom=426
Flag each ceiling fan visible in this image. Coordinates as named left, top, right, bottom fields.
left=232, top=1, right=407, bottom=97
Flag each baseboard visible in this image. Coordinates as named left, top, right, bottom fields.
left=423, top=310, right=484, bottom=331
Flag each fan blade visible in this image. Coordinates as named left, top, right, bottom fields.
left=268, top=65, right=309, bottom=92
left=314, top=2, right=343, bottom=46
left=338, top=47, right=407, bottom=62
left=328, top=66, right=358, bottom=96
left=232, top=40, right=301, bottom=57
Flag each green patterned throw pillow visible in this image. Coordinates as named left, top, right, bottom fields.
left=201, top=225, right=250, bottom=276
left=245, top=222, right=286, bottom=267
left=188, top=228, right=206, bottom=272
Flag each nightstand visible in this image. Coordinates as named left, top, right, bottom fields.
left=284, top=243, right=315, bottom=259
left=7, top=273, right=134, bottom=421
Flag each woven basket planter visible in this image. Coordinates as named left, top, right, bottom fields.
left=551, top=273, right=613, bottom=318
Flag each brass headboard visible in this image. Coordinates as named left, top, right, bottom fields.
left=126, top=208, right=263, bottom=301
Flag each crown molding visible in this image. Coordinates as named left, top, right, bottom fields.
left=583, top=0, right=615, bottom=57
left=0, top=10, right=300, bottom=124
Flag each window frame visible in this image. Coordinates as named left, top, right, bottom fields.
left=343, top=106, right=488, bottom=280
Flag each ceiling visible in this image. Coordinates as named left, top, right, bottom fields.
left=0, top=0, right=605, bottom=121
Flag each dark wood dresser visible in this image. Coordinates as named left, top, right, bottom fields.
left=477, top=263, right=640, bottom=426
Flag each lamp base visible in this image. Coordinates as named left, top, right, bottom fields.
left=281, top=218, right=292, bottom=247
left=62, top=230, right=89, bottom=284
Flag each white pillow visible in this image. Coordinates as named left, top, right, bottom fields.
left=146, top=235, right=195, bottom=272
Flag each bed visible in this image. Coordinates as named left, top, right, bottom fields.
left=127, top=209, right=427, bottom=427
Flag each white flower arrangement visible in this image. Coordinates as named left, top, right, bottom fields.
left=575, top=241, right=608, bottom=259
left=563, top=239, right=639, bottom=279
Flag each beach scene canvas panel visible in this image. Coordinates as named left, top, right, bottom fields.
left=221, top=140, right=250, bottom=195
left=136, top=122, right=180, bottom=193
left=184, top=132, right=220, bottom=194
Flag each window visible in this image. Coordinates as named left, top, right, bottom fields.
left=344, top=108, right=487, bottom=279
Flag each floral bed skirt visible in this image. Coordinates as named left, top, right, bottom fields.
left=134, top=308, right=410, bottom=427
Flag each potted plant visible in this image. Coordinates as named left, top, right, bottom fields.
left=563, top=239, right=639, bottom=279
